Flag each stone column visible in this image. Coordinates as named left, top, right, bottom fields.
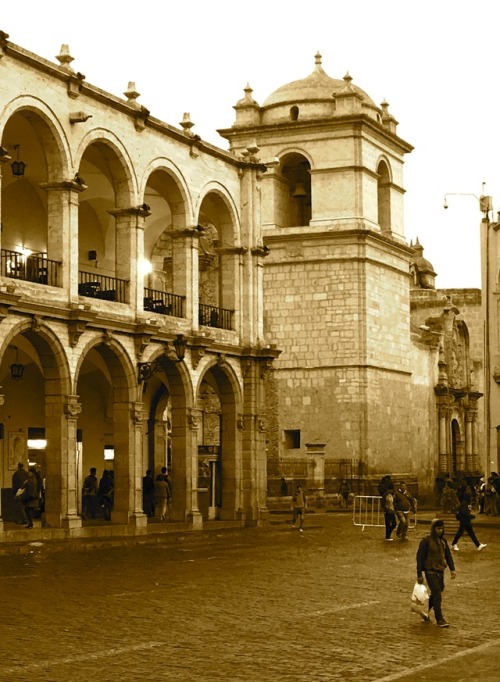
left=109, top=205, right=150, bottom=306
left=306, top=442, right=326, bottom=498
left=43, top=394, right=82, bottom=529
left=0, top=393, right=4, bottom=531
left=438, top=405, right=449, bottom=474
left=111, top=400, right=147, bottom=528
left=171, top=227, right=197, bottom=326
left=40, top=180, right=86, bottom=293
left=185, top=407, right=203, bottom=529
left=465, top=411, right=474, bottom=472
left=468, top=396, right=480, bottom=472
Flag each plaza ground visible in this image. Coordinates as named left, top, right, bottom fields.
left=0, top=511, right=499, bottom=681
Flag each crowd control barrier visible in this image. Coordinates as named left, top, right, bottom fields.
left=352, top=495, right=417, bottom=531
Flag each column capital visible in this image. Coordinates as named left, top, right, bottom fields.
left=64, top=395, right=82, bottom=417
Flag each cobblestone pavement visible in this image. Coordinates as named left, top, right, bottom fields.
left=0, top=513, right=498, bottom=682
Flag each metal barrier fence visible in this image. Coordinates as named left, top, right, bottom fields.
left=353, top=495, right=417, bottom=531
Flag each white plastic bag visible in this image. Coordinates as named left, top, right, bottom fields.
left=410, top=581, right=429, bottom=617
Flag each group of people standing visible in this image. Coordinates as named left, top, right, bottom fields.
left=479, top=472, right=500, bottom=515
left=379, top=476, right=416, bottom=542
left=82, top=467, right=114, bottom=520
left=142, top=467, right=172, bottom=521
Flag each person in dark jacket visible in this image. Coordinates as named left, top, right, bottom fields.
left=12, top=462, right=29, bottom=524
left=451, top=497, right=487, bottom=552
left=82, top=467, right=99, bottom=520
left=20, top=468, right=39, bottom=529
left=416, top=518, right=456, bottom=627
left=142, top=469, right=155, bottom=517
left=381, top=484, right=397, bottom=541
left=98, top=469, right=114, bottom=520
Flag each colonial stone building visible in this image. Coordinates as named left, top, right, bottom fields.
left=220, top=55, right=484, bottom=500
left=0, top=33, right=278, bottom=536
left=0, top=36, right=485, bottom=543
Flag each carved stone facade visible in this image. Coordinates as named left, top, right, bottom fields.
left=0, top=35, right=277, bottom=536
left=220, top=56, right=484, bottom=499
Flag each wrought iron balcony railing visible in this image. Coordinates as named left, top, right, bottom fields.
left=78, top=271, right=128, bottom=302
left=143, top=287, right=185, bottom=318
left=1, top=249, right=60, bottom=286
left=199, top=303, right=233, bottom=330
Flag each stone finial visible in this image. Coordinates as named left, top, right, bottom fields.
left=180, top=112, right=195, bottom=135
left=314, top=51, right=322, bottom=69
left=243, top=83, right=256, bottom=104
left=246, top=138, right=260, bottom=156
left=124, top=81, right=140, bottom=105
left=56, top=44, right=74, bottom=72
left=380, top=99, right=398, bottom=131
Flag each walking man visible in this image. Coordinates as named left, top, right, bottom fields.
left=381, top=483, right=397, bottom=541
left=452, top=496, right=487, bottom=552
left=416, top=518, right=456, bottom=627
left=292, top=485, right=307, bottom=531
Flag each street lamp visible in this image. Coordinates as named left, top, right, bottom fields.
left=137, top=334, right=187, bottom=383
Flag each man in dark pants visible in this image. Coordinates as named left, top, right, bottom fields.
left=416, top=518, right=456, bottom=627
left=12, top=462, right=29, bottom=524
left=82, top=467, right=99, bottom=519
left=452, top=496, right=487, bottom=552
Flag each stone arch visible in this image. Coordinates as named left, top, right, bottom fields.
left=196, top=184, right=241, bottom=322
left=74, top=334, right=139, bottom=524
left=0, top=319, right=73, bottom=526
left=75, top=131, right=136, bottom=283
left=195, top=358, right=243, bottom=520
left=276, top=149, right=313, bottom=227
left=141, top=160, right=193, bottom=298
left=451, top=320, right=470, bottom=389
left=377, top=157, right=392, bottom=232
left=451, top=417, right=462, bottom=475
left=139, top=349, right=194, bottom=522
left=0, top=97, right=72, bottom=260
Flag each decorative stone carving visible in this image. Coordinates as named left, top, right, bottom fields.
left=69, top=320, right=87, bottom=348
left=191, top=346, right=205, bottom=369
left=188, top=408, right=202, bottom=430
left=241, top=359, right=252, bottom=378
left=131, top=402, right=144, bottom=425
left=64, top=395, right=82, bottom=417
left=103, top=331, right=113, bottom=346
left=31, top=315, right=43, bottom=332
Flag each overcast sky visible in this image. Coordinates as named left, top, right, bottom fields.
left=2, top=1, right=497, bottom=289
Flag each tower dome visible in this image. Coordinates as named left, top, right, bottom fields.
left=260, top=52, right=382, bottom=126
left=263, top=52, right=375, bottom=107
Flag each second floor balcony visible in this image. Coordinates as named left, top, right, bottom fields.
left=1, top=249, right=60, bottom=286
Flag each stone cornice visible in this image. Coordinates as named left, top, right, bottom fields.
left=0, top=34, right=260, bottom=173
left=219, top=113, right=413, bottom=155
left=263, top=227, right=414, bottom=256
